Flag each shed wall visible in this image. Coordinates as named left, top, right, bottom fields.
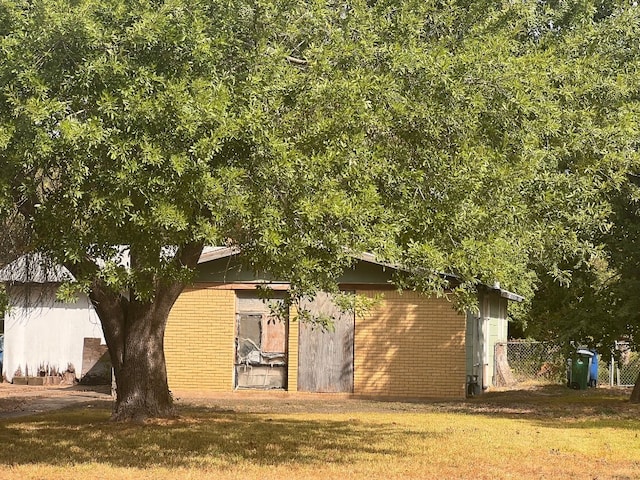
left=354, top=290, right=467, bottom=399
left=165, top=285, right=300, bottom=392
left=3, top=285, right=104, bottom=382
left=484, top=294, right=508, bottom=388
left=165, top=286, right=236, bottom=391
left=165, top=286, right=467, bottom=399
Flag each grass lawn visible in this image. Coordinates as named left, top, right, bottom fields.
left=0, top=386, right=638, bottom=479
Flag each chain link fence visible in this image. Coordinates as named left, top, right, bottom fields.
left=617, top=353, right=640, bottom=386
left=494, top=341, right=640, bottom=388
left=610, top=342, right=640, bottom=387
left=494, top=341, right=565, bottom=386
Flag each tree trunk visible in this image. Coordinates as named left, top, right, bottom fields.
left=110, top=301, right=175, bottom=421
left=77, top=241, right=204, bottom=422
left=631, top=371, right=640, bottom=403
left=494, top=343, right=516, bottom=387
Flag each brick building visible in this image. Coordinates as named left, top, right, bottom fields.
left=165, top=248, right=522, bottom=399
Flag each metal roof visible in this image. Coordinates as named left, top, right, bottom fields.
left=0, top=254, right=74, bottom=283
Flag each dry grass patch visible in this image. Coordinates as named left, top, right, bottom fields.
left=0, top=386, right=638, bottom=479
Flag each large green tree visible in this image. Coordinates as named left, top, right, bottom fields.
left=2, top=0, right=638, bottom=420
left=0, top=0, right=393, bottom=420
left=528, top=177, right=640, bottom=401
left=607, top=179, right=640, bottom=401
left=522, top=4, right=640, bottom=400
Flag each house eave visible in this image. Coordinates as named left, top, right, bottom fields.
left=499, top=289, right=525, bottom=303
left=197, top=246, right=240, bottom=264
left=196, top=248, right=525, bottom=302
left=0, top=254, right=74, bottom=284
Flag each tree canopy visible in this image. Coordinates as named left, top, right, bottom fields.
left=1, top=0, right=639, bottom=417
left=520, top=3, right=640, bottom=393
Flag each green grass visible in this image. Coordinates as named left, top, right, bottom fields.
left=0, top=386, right=639, bottom=479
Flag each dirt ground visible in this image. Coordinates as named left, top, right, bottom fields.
left=0, top=381, right=636, bottom=419
left=172, top=384, right=640, bottom=418
left=0, top=383, right=113, bottom=418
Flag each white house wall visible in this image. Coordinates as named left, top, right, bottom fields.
left=3, top=285, right=104, bottom=382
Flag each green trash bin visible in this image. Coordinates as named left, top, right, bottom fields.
left=570, top=349, right=594, bottom=390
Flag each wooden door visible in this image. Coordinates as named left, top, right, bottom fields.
left=298, top=292, right=354, bottom=393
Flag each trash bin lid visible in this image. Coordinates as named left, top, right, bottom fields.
left=576, top=349, right=594, bottom=357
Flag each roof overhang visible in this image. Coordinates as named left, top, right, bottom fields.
left=196, top=248, right=525, bottom=302
left=499, top=289, right=525, bottom=303
left=198, top=246, right=240, bottom=264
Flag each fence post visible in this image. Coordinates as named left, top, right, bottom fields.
left=610, top=355, right=614, bottom=387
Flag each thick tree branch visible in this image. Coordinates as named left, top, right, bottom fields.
left=286, top=55, right=308, bottom=66
left=155, top=241, right=205, bottom=312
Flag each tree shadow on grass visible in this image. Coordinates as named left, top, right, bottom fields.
left=1, top=384, right=636, bottom=469
left=0, top=404, right=444, bottom=469
left=450, top=384, right=640, bottom=430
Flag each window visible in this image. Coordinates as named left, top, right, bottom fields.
left=234, top=293, right=287, bottom=389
